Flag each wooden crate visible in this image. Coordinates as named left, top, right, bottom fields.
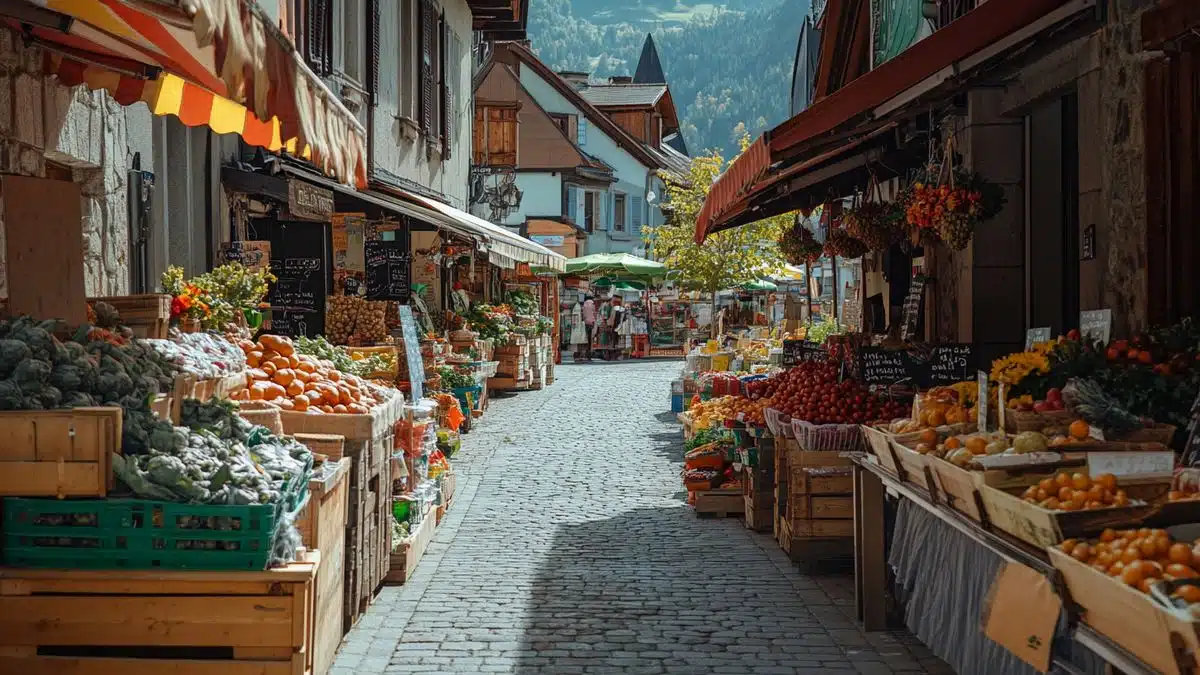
left=791, top=495, right=854, bottom=520
left=294, top=433, right=347, bottom=461
left=789, top=466, right=854, bottom=496
left=861, top=425, right=901, bottom=476
left=694, top=488, right=744, bottom=517
left=384, top=510, right=437, bottom=585
left=0, top=553, right=319, bottom=675
left=743, top=503, right=774, bottom=532
left=0, top=407, right=121, bottom=498
left=978, top=483, right=1156, bottom=548
left=88, top=294, right=170, bottom=339
left=791, top=519, right=855, bottom=537
left=295, top=459, right=349, bottom=675
left=1050, top=549, right=1200, bottom=675
left=339, top=429, right=394, bottom=632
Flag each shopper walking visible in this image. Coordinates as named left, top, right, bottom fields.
left=581, top=294, right=596, bottom=362
left=569, top=298, right=588, bottom=360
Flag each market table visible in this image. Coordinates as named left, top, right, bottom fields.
left=850, top=453, right=1159, bottom=675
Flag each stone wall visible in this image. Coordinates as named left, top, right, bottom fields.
left=0, top=29, right=146, bottom=298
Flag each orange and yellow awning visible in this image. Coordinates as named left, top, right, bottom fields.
left=20, top=0, right=365, bottom=186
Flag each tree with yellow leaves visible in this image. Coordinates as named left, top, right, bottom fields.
left=643, top=132, right=793, bottom=334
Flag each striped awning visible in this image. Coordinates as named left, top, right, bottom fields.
left=15, top=0, right=365, bottom=186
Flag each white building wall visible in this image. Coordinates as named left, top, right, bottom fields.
left=373, top=0, right=473, bottom=209
left=509, top=173, right=562, bottom=225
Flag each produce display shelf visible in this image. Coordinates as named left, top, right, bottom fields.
left=850, top=454, right=1159, bottom=675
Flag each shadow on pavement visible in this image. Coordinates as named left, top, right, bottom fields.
left=510, top=507, right=945, bottom=674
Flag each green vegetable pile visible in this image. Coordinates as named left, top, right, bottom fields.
left=437, top=366, right=475, bottom=390
left=685, top=426, right=731, bottom=453
left=114, top=398, right=312, bottom=506
left=465, top=304, right=514, bottom=343
left=505, top=289, right=539, bottom=317
left=294, top=335, right=393, bottom=379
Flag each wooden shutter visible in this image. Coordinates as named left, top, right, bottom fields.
left=472, top=106, right=485, bottom=165
left=307, top=0, right=333, bottom=75
left=440, top=13, right=452, bottom=157
left=485, top=108, right=516, bottom=166
left=367, top=0, right=381, bottom=104
left=566, top=186, right=578, bottom=223
left=631, top=196, right=644, bottom=231
left=418, top=0, right=435, bottom=137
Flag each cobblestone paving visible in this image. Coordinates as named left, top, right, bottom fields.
left=333, top=360, right=953, bottom=675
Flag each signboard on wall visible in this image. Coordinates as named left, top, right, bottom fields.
left=287, top=179, right=334, bottom=221
left=530, top=235, right=564, bottom=247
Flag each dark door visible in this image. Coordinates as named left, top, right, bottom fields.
left=1027, top=92, right=1081, bottom=336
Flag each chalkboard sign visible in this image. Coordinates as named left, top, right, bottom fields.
left=1080, top=309, right=1112, bottom=345
left=926, top=344, right=974, bottom=386
left=398, top=305, right=425, bottom=401
left=364, top=240, right=411, bottom=303
left=1025, top=327, right=1052, bottom=350
left=859, top=344, right=975, bottom=387
left=859, top=347, right=913, bottom=386
left=900, top=277, right=926, bottom=342
left=782, top=340, right=827, bottom=367
left=266, top=222, right=327, bottom=338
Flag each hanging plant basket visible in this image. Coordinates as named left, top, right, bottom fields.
left=897, top=163, right=1006, bottom=251
left=842, top=200, right=906, bottom=253
left=823, top=229, right=869, bottom=259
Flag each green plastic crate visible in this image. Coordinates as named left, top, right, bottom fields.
left=2, top=490, right=305, bottom=571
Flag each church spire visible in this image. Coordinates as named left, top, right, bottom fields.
left=633, top=34, right=666, bottom=84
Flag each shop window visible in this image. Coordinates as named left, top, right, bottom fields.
left=304, top=0, right=334, bottom=76
left=613, top=193, right=627, bottom=233
left=337, top=0, right=366, bottom=84
left=473, top=106, right=517, bottom=166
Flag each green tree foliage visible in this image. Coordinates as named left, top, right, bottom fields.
left=643, top=134, right=792, bottom=298
left=527, top=0, right=810, bottom=161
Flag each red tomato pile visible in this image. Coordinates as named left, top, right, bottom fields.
left=745, top=361, right=907, bottom=425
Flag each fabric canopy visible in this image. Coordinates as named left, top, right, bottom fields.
left=25, top=0, right=366, bottom=185
left=394, top=190, right=568, bottom=273
left=563, top=253, right=667, bottom=280
left=592, top=277, right=647, bottom=291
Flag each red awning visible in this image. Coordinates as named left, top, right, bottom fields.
left=695, top=0, right=1078, bottom=242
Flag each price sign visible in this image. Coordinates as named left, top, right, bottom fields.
left=1025, top=327, right=1052, bottom=350
left=398, top=305, right=425, bottom=401
left=1088, top=451, right=1175, bottom=480
left=977, top=371, right=989, bottom=432
left=926, top=344, right=974, bottom=386
left=782, top=340, right=826, bottom=367
left=859, top=347, right=912, bottom=386
left=1080, top=309, right=1112, bottom=344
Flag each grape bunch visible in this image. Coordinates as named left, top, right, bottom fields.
left=778, top=223, right=823, bottom=265
left=937, top=211, right=974, bottom=250
left=823, top=230, right=869, bottom=259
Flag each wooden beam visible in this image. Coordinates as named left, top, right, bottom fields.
left=1142, top=0, right=1200, bottom=48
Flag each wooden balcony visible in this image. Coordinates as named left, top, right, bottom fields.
left=467, top=0, right=527, bottom=40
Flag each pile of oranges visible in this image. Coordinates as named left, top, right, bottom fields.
left=689, top=395, right=774, bottom=428
left=1059, top=528, right=1200, bottom=602
left=1020, top=471, right=1129, bottom=511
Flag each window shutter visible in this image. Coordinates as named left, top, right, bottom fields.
left=597, top=192, right=608, bottom=231
left=367, top=0, right=380, bottom=104
left=631, top=196, right=644, bottom=231
left=577, top=118, right=587, bottom=146
left=306, top=0, right=333, bottom=75
left=439, top=12, right=451, bottom=157
left=566, top=186, right=578, bottom=223
left=472, top=106, right=485, bottom=164
left=418, top=0, right=435, bottom=137
left=625, top=195, right=633, bottom=233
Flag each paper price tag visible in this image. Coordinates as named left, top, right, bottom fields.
left=1087, top=451, right=1175, bottom=480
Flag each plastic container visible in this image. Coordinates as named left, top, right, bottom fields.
left=671, top=393, right=685, bottom=413
left=452, top=385, right=483, bottom=415
left=2, top=491, right=305, bottom=571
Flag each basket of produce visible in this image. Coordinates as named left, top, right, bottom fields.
left=682, top=468, right=720, bottom=492
left=792, top=420, right=864, bottom=452
left=451, top=384, right=483, bottom=416
left=684, top=442, right=727, bottom=471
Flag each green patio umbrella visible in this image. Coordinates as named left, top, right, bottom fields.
left=738, top=279, right=778, bottom=292
left=563, top=253, right=667, bottom=280
left=592, top=277, right=647, bottom=291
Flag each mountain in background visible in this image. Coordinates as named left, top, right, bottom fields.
left=527, top=0, right=810, bottom=162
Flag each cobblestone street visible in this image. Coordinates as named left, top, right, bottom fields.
left=333, top=360, right=951, bottom=675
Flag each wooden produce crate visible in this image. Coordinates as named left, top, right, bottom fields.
left=384, top=509, right=436, bottom=585
left=344, top=345, right=400, bottom=380
left=1050, top=548, right=1200, bottom=675
left=295, top=459, right=349, bottom=675
left=743, top=504, right=774, bottom=532
left=88, top=294, right=170, bottom=339
left=694, top=488, right=744, bottom=517
left=861, top=424, right=902, bottom=476
left=791, top=495, right=854, bottom=520
left=0, top=553, right=319, bottom=675
left=294, top=433, right=347, bottom=461
left=0, top=407, right=121, bottom=498
left=978, top=482, right=1156, bottom=548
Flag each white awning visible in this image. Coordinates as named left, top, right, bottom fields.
left=400, top=192, right=567, bottom=273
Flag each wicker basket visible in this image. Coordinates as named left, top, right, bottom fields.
left=1110, top=424, right=1177, bottom=445
left=237, top=401, right=284, bottom=436
left=1004, top=408, right=1073, bottom=433
left=792, top=420, right=863, bottom=452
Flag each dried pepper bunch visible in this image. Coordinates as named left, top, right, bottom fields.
left=823, top=229, right=869, bottom=259
left=842, top=200, right=905, bottom=252
left=778, top=223, right=824, bottom=265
